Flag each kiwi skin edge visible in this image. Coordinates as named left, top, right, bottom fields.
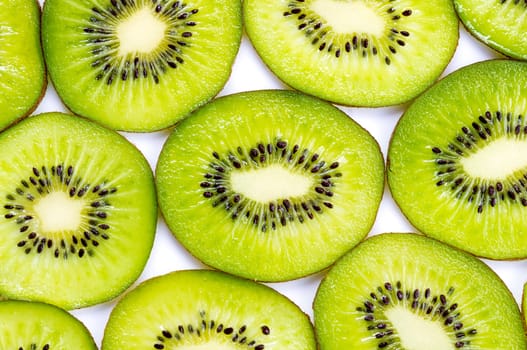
left=522, top=283, right=527, bottom=335
left=22, top=0, right=48, bottom=129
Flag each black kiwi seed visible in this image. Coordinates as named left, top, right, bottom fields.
left=200, top=140, right=340, bottom=232
left=283, top=0, right=413, bottom=65
left=2, top=164, right=117, bottom=258
left=84, top=0, right=200, bottom=85
left=432, top=110, right=527, bottom=213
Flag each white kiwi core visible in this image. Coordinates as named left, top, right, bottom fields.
left=117, top=7, right=167, bottom=55
left=384, top=306, right=454, bottom=350
left=33, top=191, right=84, bottom=232
left=310, top=0, right=385, bottom=36
left=230, top=165, right=314, bottom=203
left=460, top=138, right=527, bottom=180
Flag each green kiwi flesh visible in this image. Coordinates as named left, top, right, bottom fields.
left=388, top=60, right=527, bottom=259
left=0, top=112, right=156, bottom=309
left=0, top=300, right=97, bottom=349
left=102, top=269, right=316, bottom=349
left=314, top=233, right=527, bottom=349
left=0, top=0, right=46, bottom=130
left=243, top=0, right=458, bottom=107
left=155, top=90, right=384, bottom=281
left=454, top=0, right=527, bottom=60
left=41, top=0, right=242, bottom=132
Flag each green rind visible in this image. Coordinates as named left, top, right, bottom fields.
left=102, top=269, right=317, bottom=349
left=387, top=59, right=527, bottom=259
left=41, top=0, right=242, bottom=132
left=0, top=0, right=46, bottom=130
left=314, top=233, right=527, bottom=350
left=523, top=282, right=527, bottom=333
left=243, top=0, right=459, bottom=107
left=156, top=90, right=384, bottom=281
left=454, top=0, right=527, bottom=60
left=0, top=300, right=97, bottom=349
left=0, top=112, right=157, bottom=309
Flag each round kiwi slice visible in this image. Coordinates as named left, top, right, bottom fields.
left=387, top=59, right=527, bottom=259
left=243, top=0, right=459, bottom=107
left=0, top=0, right=46, bottom=130
left=314, top=233, right=527, bottom=349
left=41, top=0, right=242, bottom=132
left=0, top=112, right=156, bottom=309
left=155, top=90, right=384, bottom=281
left=0, top=300, right=97, bottom=349
left=454, top=0, right=527, bottom=60
left=102, top=269, right=316, bottom=349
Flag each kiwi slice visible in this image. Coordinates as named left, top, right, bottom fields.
left=102, top=269, right=316, bottom=349
left=388, top=59, right=527, bottom=259
left=156, top=90, right=384, bottom=281
left=314, top=233, right=527, bottom=349
left=0, top=300, right=97, bottom=349
left=41, top=0, right=242, bottom=132
left=454, top=0, right=527, bottom=60
left=243, top=0, right=459, bottom=107
left=0, top=0, right=46, bottom=130
left=0, top=112, right=156, bottom=309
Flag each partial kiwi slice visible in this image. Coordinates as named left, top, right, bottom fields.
left=243, top=0, right=459, bottom=107
left=314, top=233, right=527, bottom=349
left=388, top=59, right=527, bottom=259
left=0, top=0, right=46, bottom=130
left=102, top=269, right=316, bottom=349
left=0, top=112, right=156, bottom=309
left=41, top=0, right=242, bottom=132
left=156, top=90, right=384, bottom=281
left=0, top=300, right=97, bottom=349
left=454, top=0, right=527, bottom=60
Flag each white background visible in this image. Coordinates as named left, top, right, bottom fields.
left=34, top=1, right=527, bottom=346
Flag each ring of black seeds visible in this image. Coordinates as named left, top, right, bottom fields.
left=200, top=139, right=341, bottom=232
left=357, top=281, right=477, bottom=349
left=432, top=110, right=527, bottom=213
left=283, top=0, right=412, bottom=64
left=3, top=165, right=116, bottom=259
left=152, top=311, right=270, bottom=349
left=84, top=0, right=199, bottom=85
